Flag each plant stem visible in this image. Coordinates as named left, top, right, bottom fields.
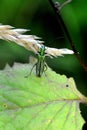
left=48, top=0, right=87, bottom=71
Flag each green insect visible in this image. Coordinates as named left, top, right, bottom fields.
left=36, top=45, right=47, bottom=77
left=29, top=45, right=47, bottom=77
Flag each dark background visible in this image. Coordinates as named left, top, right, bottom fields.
left=0, top=0, right=87, bottom=129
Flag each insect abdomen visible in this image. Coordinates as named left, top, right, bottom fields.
left=36, top=60, right=44, bottom=77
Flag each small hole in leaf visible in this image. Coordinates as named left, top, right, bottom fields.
left=3, top=104, right=7, bottom=108
left=66, top=84, right=69, bottom=87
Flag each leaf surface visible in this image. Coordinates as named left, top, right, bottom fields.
left=0, top=63, right=86, bottom=130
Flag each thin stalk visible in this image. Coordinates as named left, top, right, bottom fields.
left=48, top=0, right=87, bottom=71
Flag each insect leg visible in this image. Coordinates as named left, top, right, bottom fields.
left=43, top=63, right=48, bottom=77
left=25, top=63, right=37, bottom=78
left=44, top=63, right=47, bottom=72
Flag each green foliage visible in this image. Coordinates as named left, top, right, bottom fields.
left=0, top=0, right=87, bottom=129
left=0, top=63, right=86, bottom=130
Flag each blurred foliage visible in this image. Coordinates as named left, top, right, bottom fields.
left=0, top=0, right=87, bottom=129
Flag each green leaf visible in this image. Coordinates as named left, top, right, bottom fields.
left=0, top=63, right=86, bottom=130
